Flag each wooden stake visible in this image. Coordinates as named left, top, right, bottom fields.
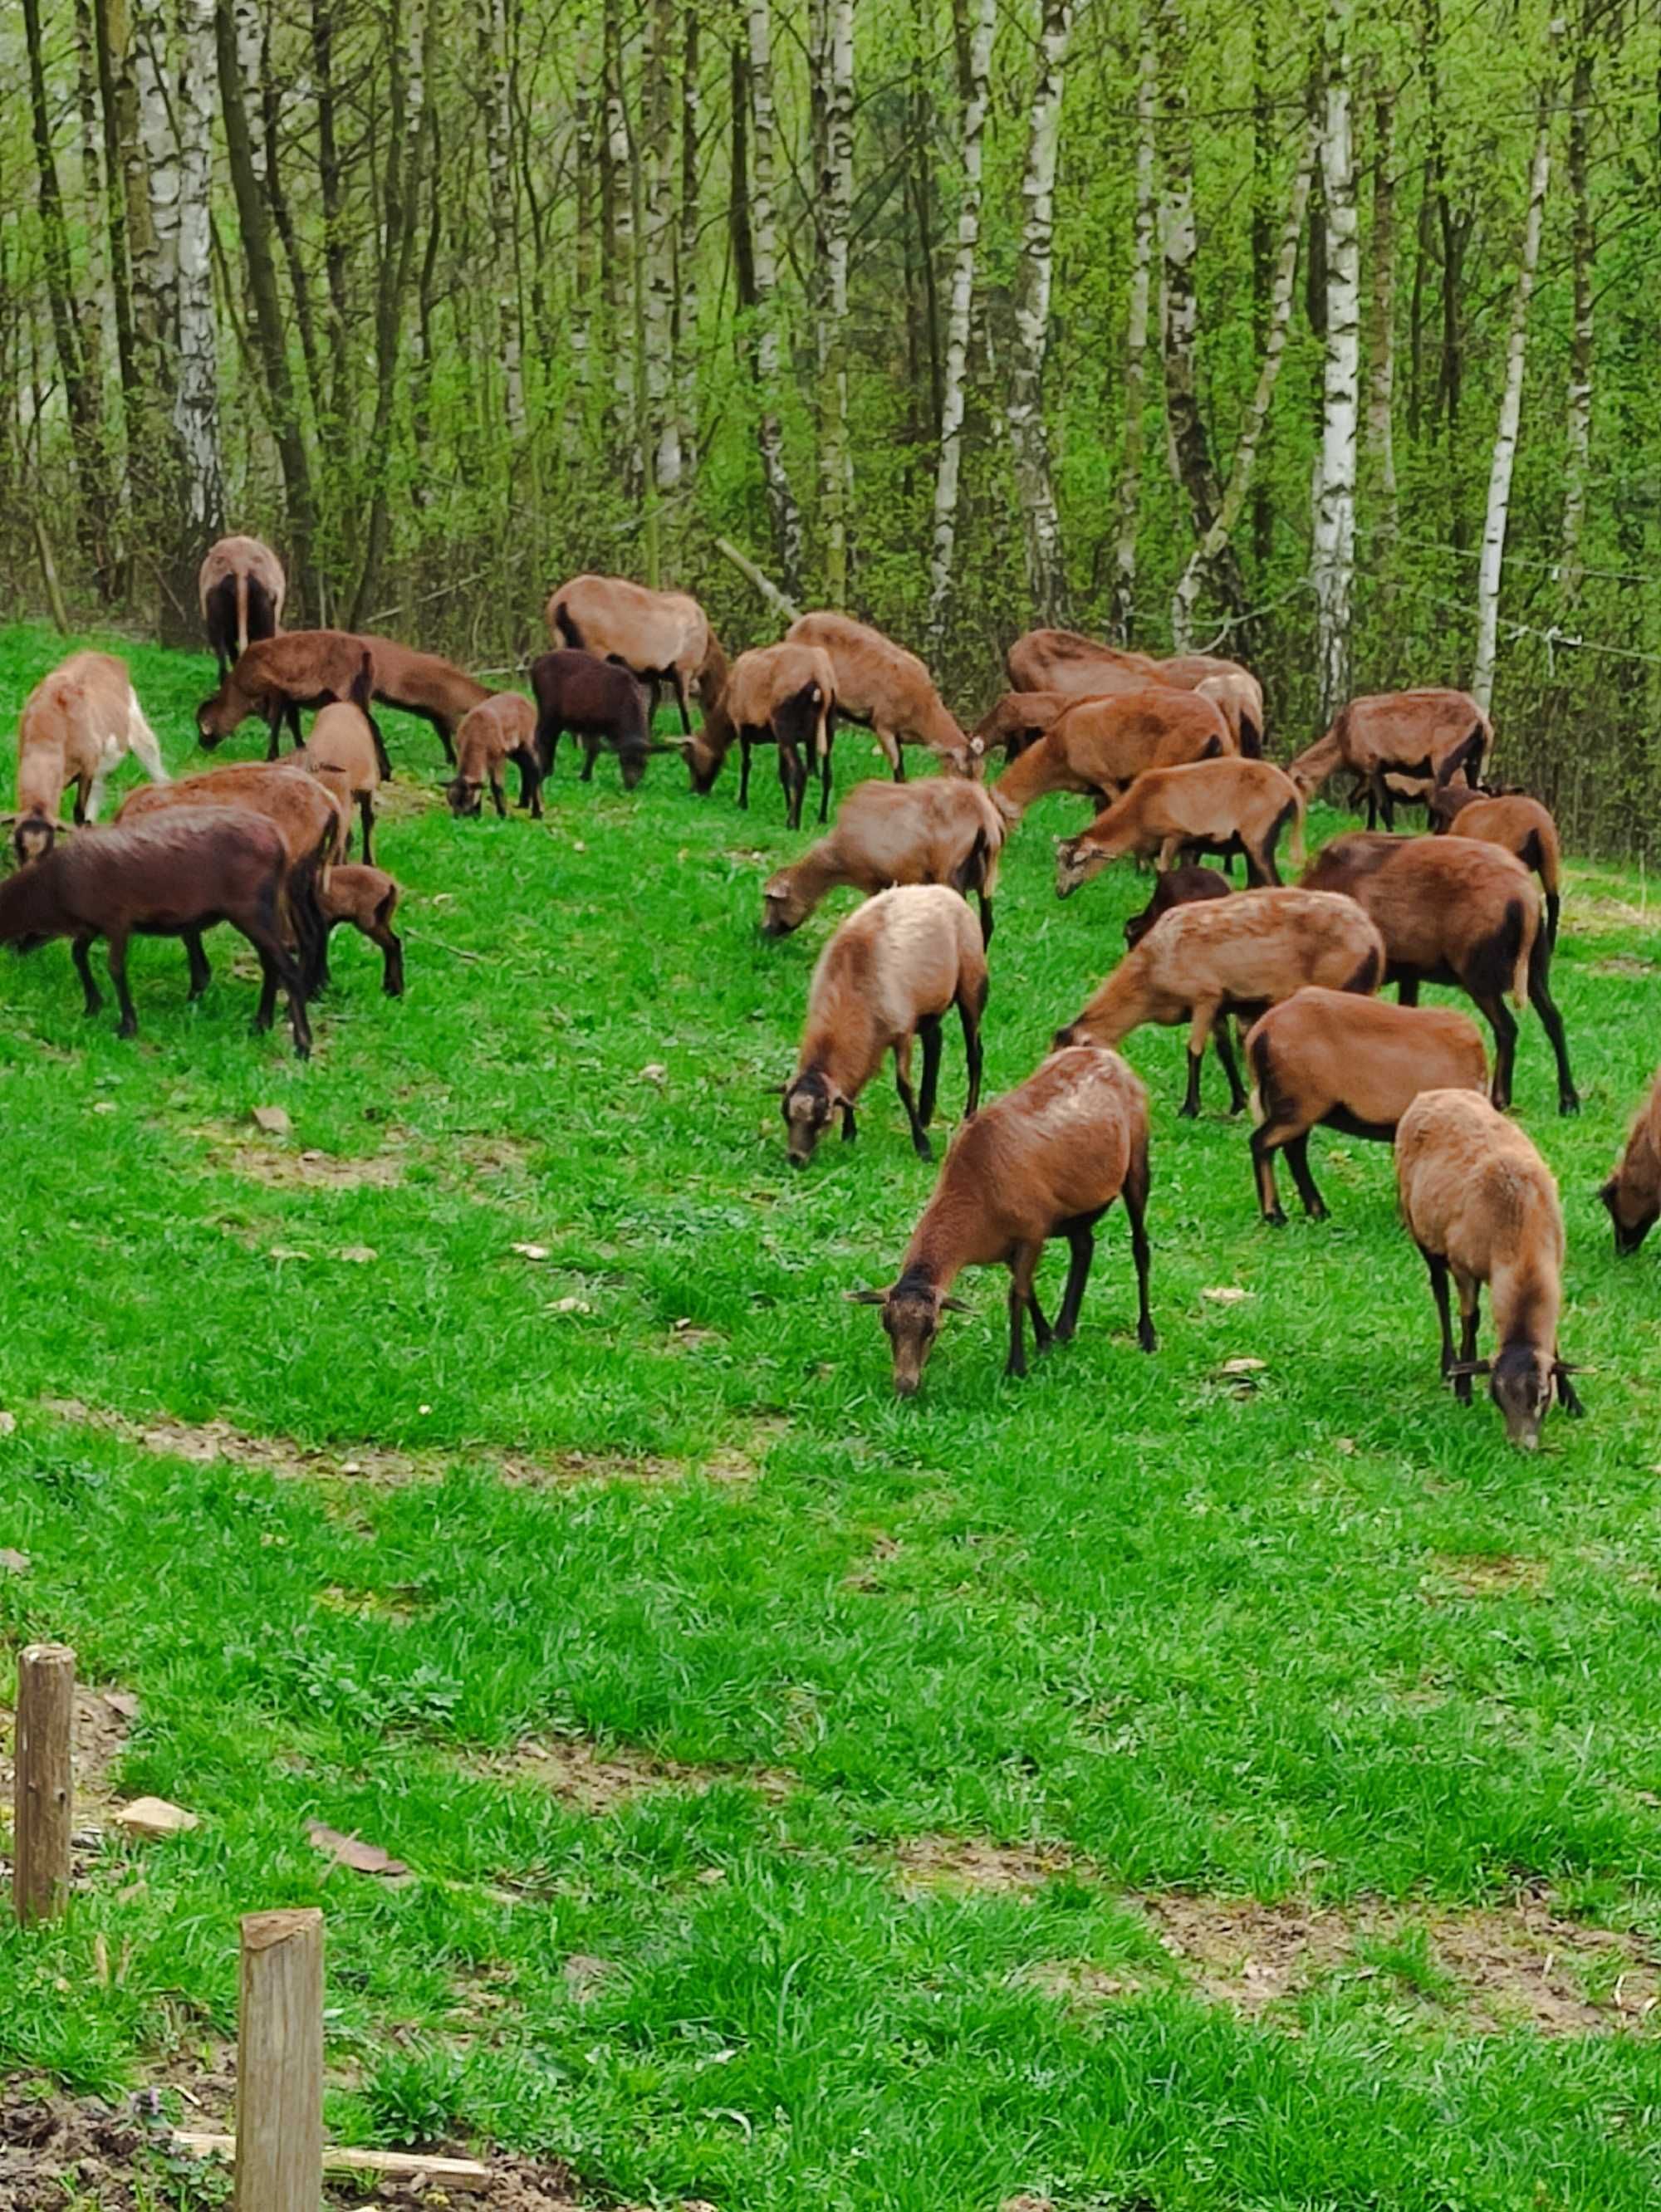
left=235, top=1908, right=324, bottom=2212
left=174, top=2135, right=492, bottom=2192
left=14, top=1642, right=75, bottom=1926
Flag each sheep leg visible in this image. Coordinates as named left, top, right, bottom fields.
left=264, top=702, right=284, bottom=760
left=818, top=732, right=833, bottom=824
left=1054, top=1216, right=1100, bottom=1341
left=80, top=771, right=105, bottom=825
left=892, top=1036, right=933, bottom=1162
left=1157, top=835, right=1183, bottom=871
left=916, top=1014, right=943, bottom=1127
left=358, top=793, right=375, bottom=866
left=781, top=745, right=806, bottom=831
left=1212, top=1013, right=1248, bottom=1115
left=1027, top=1281, right=1056, bottom=1353
left=580, top=736, right=598, bottom=782
left=286, top=699, right=305, bottom=749
left=673, top=671, right=692, bottom=735
left=515, top=748, right=543, bottom=818
left=1453, top=1276, right=1481, bottom=1403
left=71, top=936, right=104, bottom=1016
left=1421, top=1250, right=1458, bottom=1382
left=1180, top=1002, right=1215, bottom=1119
left=366, top=712, right=393, bottom=781
left=105, top=931, right=138, bottom=1038
left=1395, top=972, right=1421, bottom=1006
left=539, top=719, right=563, bottom=776
left=738, top=732, right=752, bottom=811
left=1249, top=1123, right=1289, bottom=1226
left=1121, top=1141, right=1157, bottom=1351
left=1282, top=1133, right=1328, bottom=1220
left=1476, top=994, right=1518, bottom=1112
left=247, top=924, right=312, bottom=1060
left=184, top=929, right=212, bottom=1001
left=958, top=981, right=985, bottom=1118
left=874, top=724, right=904, bottom=782
left=490, top=763, right=507, bottom=818
left=977, top=892, right=994, bottom=950
left=253, top=946, right=281, bottom=1030
left=1526, top=937, right=1579, bottom=1115
left=375, top=920, right=405, bottom=997
left=1004, top=1242, right=1043, bottom=1378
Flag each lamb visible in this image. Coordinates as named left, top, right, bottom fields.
left=198, top=534, right=286, bottom=678
left=785, top=612, right=977, bottom=778
left=1052, top=888, right=1385, bottom=1118
left=530, top=649, right=649, bottom=789
left=1600, top=1072, right=1661, bottom=1255
left=1287, top=689, right=1492, bottom=827
left=990, top=687, right=1233, bottom=824
left=11, top=651, right=169, bottom=864
left=761, top=779, right=1007, bottom=945
left=1426, top=781, right=1562, bottom=947
left=319, top=864, right=404, bottom=998
left=1395, top=1088, right=1584, bottom=1447
left=780, top=884, right=987, bottom=1165
left=297, top=704, right=381, bottom=864
left=1123, top=865, right=1232, bottom=947
left=1242, top=988, right=1488, bottom=1224
left=970, top=690, right=1078, bottom=760
left=448, top=692, right=542, bottom=819
left=848, top=1045, right=1154, bottom=1392
left=197, top=631, right=490, bottom=764
left=1299, top=832, right=1577, bottom=1115
left=1055, top=758, right=1305, bottom=896
left=688, top=642, right=838, bottom=828
left=0, top=807, right=311, bottom=1057
left=546, top=573, right=728, bottom=732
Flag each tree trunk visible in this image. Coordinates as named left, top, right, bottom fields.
left=676, top=2, right=702, bottom=477
left=602, top=0, right=641, bottom=500
left=1109, top=8, right=1157, bottom=644
left=482, top=0, right=525, bottom=437
left=232, top=0, right=265, bottom=179
left=1363, top=82, right=1398, bottom=548
left=641, top=0, right=679, bottom=580
left=1560, top=27, right=1594, bottom=605
left=1472, top=75, right=1554, bottom=714
left=174, top=0, right=225, bottom=558
left=92, top=0, right=138, bottom=409
left=818, top=0, right=855, bottom=602
left=71, top=0, right=108, bottom=370
left=745, top=0, right=802, bottom=598
left=728, top=39, right=757, bottom=317
left=311, top=0, right=353, bottom=445
left=1310, top=0, right=1359, bottom=723
left=925, top=0, right=994, bottom=644
left=570, top=14, right=596, bottom=460
left=1172, top=121, right=1314, bottom=648
left=1248, top=5, right=1275, bottom=572
left=1007, top=0, right=1072, bottom=625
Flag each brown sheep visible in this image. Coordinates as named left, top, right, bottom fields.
left=1287, top=689, right=1492, bottom=828
left=762, top=779, right=1007, bottom=945
left=990, top=687, right=1234, bottom=824
left=1600, top=1072, right=1661, bottom=1256
left=1193, top=669, right=1267, bottom=758
left=1396, top=1088, right=1584, bottom=1447
left=546, top=573, right=728, bottom=732
left=786, top=613, right=976, bottom=778
left=1123, top=865, right=1232, bottom=947
left=1006, top=633, right=1262, bottom=754
left=1055, top=758, right=1306, bottom=896
left=530, top=650, right=650, bottom=789
left=849, top=1045, right=1154, bottom=1392
left=781, top=884, right=987, bottom=1165
left=449, top=693, right=542, bottom=819
left=1426, top=782, right=1562, bottom=947
left=198, top=535, right=286, bottom=678
left=320, top=864, right=404, bottom=998
left=1053, top=888, right=1385, bottom=1118
left=1299, top=833, right=1577, bottom=1115
left=0, top=807, right=311, bottom=1056
left=689, top=643, right=838, bottom=827
left=197, top=631, right=489, bottom=765
left=970, top=690, right=1080, bottom=761
left=11, top=651, right=169, bottom=863
left=296, top=685, right=383, bottom=865
left=1242, top=988, right=1488, bottom=1224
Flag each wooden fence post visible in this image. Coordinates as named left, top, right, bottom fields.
left=235, top=1907, right=325, bottom=2212
left=14, top=1642, right=76, bottom=1926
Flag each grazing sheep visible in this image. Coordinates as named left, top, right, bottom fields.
left=197, top=631, right=489, bottom=764
left=529, top=649, right=650, bottom=789
left=1395, top=1087, right=1583, bottom=1447
left=12, top=651, right=169, bottom=864
left=0, top=808, right=311, bottom=1056
left=991, top=687, right=1233, bottom=824
left=1427, top=782, right=1563, bottom=947
left=294, top=651, right=383, bottom=861
left=1600, top=1071, right=1661, bottom=1256
left=849, top=1045, right=1154, bottom=1392
left=1243, top=988, right=1488, bottom=1223
left=762, top=779, right=1007, bottom=945
left=448, top=693, right=542, bottom=819
left=1006, top=632, right=1261, bottom=750
left=1053, top=888, right=1385, bottom=1118
left=1055, top=758, right=1305, bottom=896
left=1288, top=689, right=1492, bottom=828
left=1188, top=667, right=1266, bottom=757
left=1123, top=865, right=1232, bottom=948
left=198, top=535, right=286, bottom=678
left=781, top=884, right=987, bottom=1164
left=786, top=612, right=976, bottom=778
left=320, top=864, right=404, bottom=997
left=1300, top=832, right=1577, bottom=1115
left=970, top=690, right=1078, bottom=761
left=546, top=573, right=728, bottom=732
left=689, top=642, right=837, bottom=827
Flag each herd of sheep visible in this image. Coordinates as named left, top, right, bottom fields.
left=5, top=533, right=1658, bottom=1441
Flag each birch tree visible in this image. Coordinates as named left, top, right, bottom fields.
left=174, top=0, right=224, bottom=546
left=1560, top=22, right=1595, bottom=603
left=1109, top=11, right=1157, bottom=643
left=569, top=17, right=596, bottom=460
left=925, top=0, right=994, bottom=643
left=1472, top=74, right=1554, bottom=712
left=643, top=0, right=681, bottom=551
left=1007, top=0, right=1073, bottom=624
left=130, top=0, right=179, bottom=416
left=1310, top=0, right=1359, bottom=723
left=1172, top=123, right=1315, bottom=648
left=818, top=0, right=855, bottom=602
left=745, top=0, right=803, bottom=598
left=603, top=0, right=641, bottom=499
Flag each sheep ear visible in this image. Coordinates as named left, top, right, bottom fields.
left=1445, top=1359, right=1492, bottom=1379
left=845, top=1286, right=890, bottom=1305
left=938, top=1295, right=972, bottom=1313
left=1553, top=1359, right=1590, bottom=1376
left=762, top=1079, right=788, bottom=1094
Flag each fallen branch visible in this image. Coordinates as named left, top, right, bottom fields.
left=713, top=536, right=801, bottom=625
left=32, top=516, right=71, bottom=635
left=171, top=2133, right=492, bottom=2193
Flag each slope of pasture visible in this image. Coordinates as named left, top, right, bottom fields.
left=2, top=623, right=1661, bottom=2210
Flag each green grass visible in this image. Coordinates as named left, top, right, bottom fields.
left=3, top=619, right=1661, bottom=2208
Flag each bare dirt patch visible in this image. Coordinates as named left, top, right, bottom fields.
left=0, top=1684, right=135, bottom=1825
left=215, top=1139, right=405, bottom=1191
left=469, top=1734, right=791, bottom=1813
left=1012, top=1958, right=1144, bottom=2007
left=1427, top=1554, right=1550, bottom=1598
left=495, top=1447, right=685, bottom=1490
left=892, top=1836, right=1074, bottom=1897
left=1138, top=1895, right=1354, bottom=2011
left=41, top=1396, right=430, bottom=1486
left=1592, top=953, right=1659, bottom=978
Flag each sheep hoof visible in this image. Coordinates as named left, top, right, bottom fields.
left=1263, top=1207, right=1288, bottom=1229
left=912, top=1136, right=933, bottom=1162
left=1559, top=1092, right=1580, bottom=1117
left=1137, top=1323, right=1158, bottom=1353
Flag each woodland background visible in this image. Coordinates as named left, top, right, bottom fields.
left=3, top=0, right=1660, bottom=849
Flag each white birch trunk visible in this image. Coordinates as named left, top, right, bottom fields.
left=1472, top=81, right=1553, bottom=712
left=925, top=0, right=994, bottom=644
left=1172, top=121, right=1315, bottom=647
left=232, top=0, right=265, bottom=182
left=818, top=0, right=855, bottom=602
left=174, top=0, right=223, bottom=533
left=1109, top=10, right=1157, bottom=644
left=746, top=0, right=802, bottom=597
left=1310, top=0, right=1360, bottom=723
left=131, top=0, right=179, bottom=377
left=1007, top=0, right=1073, bottom=624
left=644, top=0, right=680, bottom=496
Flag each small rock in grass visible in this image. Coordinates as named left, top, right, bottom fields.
left=0, top=1410, right=16, bottom=1436
left=550, top=1295, right=590, bottom=1315
left=103, top=1690, right=140, bottom=1720
left=640, top=1063, right=668, bottom=1086
left=114, top=1797, right=199, bottom=1839
left=250, top=1105, right=292, bottom=1137
left=307, top=1820, right=411, bottom=1882
left=338, top=1245, right=378, bottom=1265
left=1201, top=1286, right=1251, bottom=1306
left=0, top=1548, right=30, bottom=1575
left=512, top=1242, right=551, bottom=1261
left=92, top=1101, right=117, bottom=1116
left=1220, top=1357, right=1267, bottom=1376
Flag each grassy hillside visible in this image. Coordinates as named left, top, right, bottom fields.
left=2, top=623, right=1661, bottom=2208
